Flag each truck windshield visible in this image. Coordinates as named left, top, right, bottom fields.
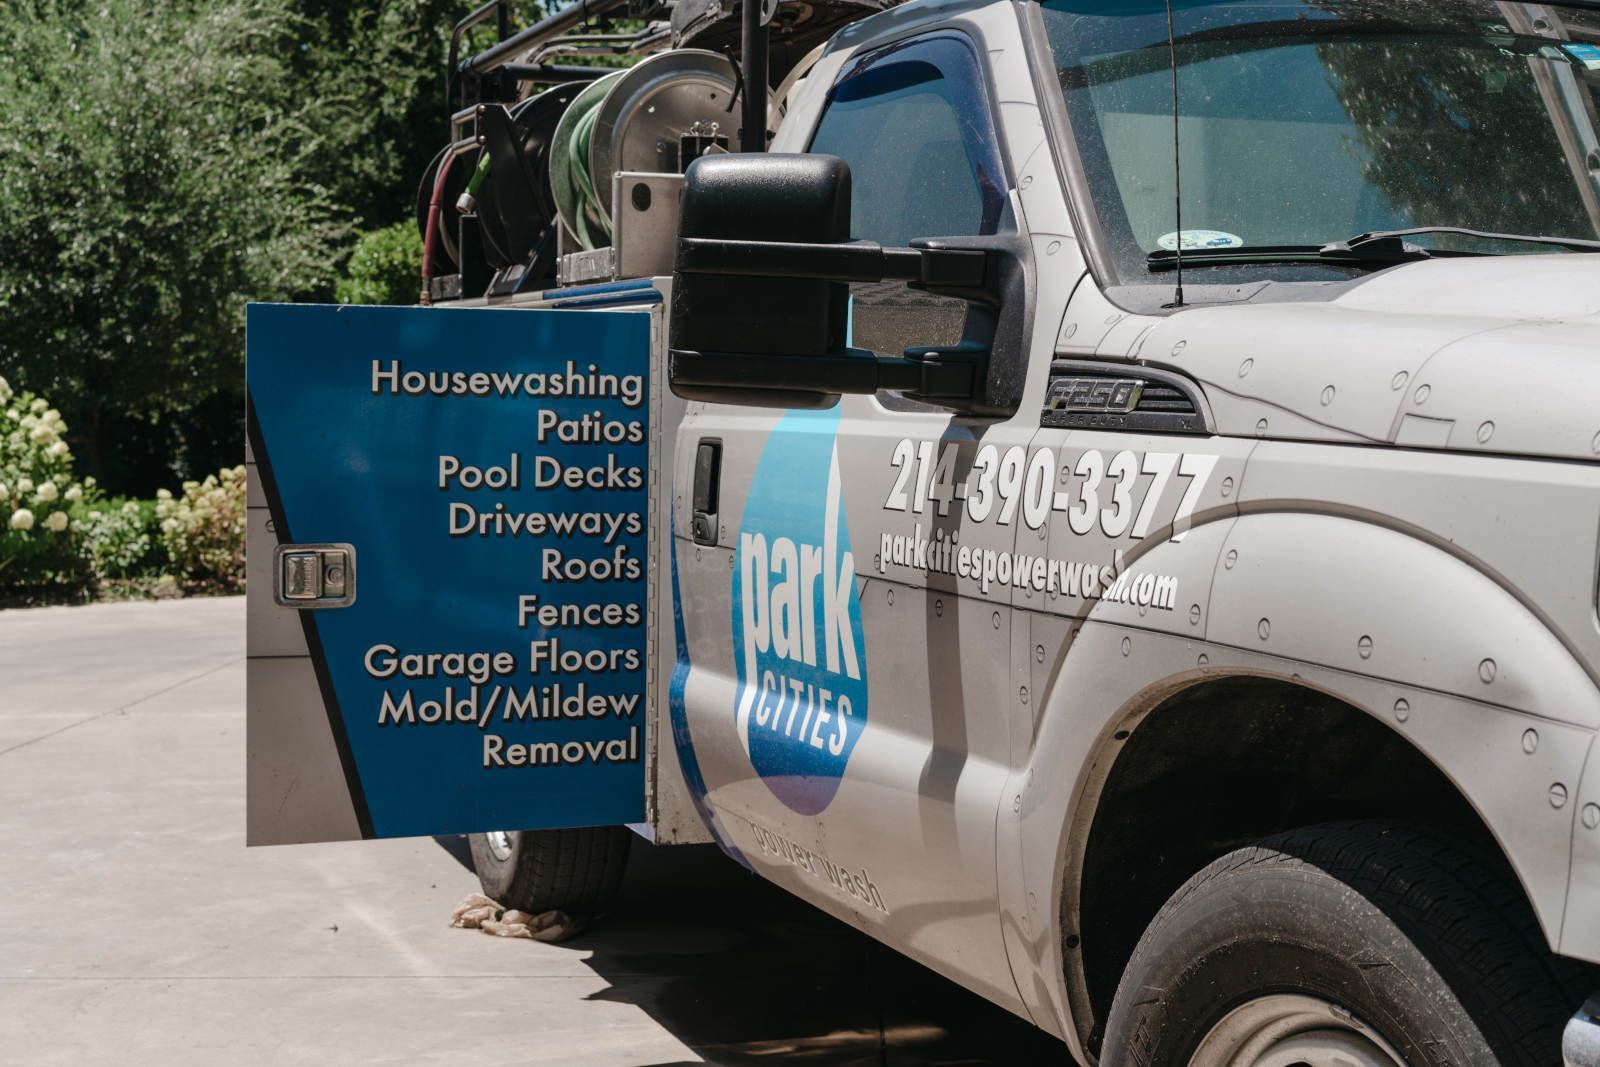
left=1037, top=0, right=1600, bottom=288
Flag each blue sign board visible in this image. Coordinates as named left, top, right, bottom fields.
left=247, top=303, right=650, bottom=839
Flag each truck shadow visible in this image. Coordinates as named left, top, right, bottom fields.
left=570, top=840, right=1068, bottom=1065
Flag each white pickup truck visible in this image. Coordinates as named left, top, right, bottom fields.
left=246, top=0, right=1600, bottom=1062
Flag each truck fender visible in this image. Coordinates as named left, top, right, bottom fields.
left=996, top=510, right=1600, bottom=1050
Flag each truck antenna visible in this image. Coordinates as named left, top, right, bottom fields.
left=1163, top=0, right=1185, bottom=309
left=739, top=0, right=770, bottom=152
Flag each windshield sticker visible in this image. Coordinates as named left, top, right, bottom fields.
left=1157, top=230, right=1244, bottom=251
left=1562, top=43, right=1600, bottom=71
left=732, top=407, right=869, bottom=817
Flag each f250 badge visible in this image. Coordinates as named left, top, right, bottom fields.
left=732, top=408, right=868, bottom=816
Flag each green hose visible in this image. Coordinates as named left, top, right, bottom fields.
left=457, top=152, right=492, bottom=215
left=547, top=70, right=624, bottom=251
left=568, top=100, right=609, bottom=247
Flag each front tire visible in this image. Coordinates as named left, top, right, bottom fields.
left=1103, top=822, right=1582, bottom=1066
left=468, top=827, right=631, bottom=916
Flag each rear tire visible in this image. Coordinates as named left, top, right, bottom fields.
left=468, top=827, right=631, bottom=916
left=1102, top=821, right=1585, bottom=1066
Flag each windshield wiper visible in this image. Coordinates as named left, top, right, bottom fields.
left=1147, top=236, right=1441, bottom=272
left=1327, top=226, right=1600, bottom=255
left=1147, top=226, right=1600, bottom=272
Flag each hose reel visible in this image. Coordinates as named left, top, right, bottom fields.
left=421, top=48, right=736, bottom=296
left=551, top=50, right=736, bottom=251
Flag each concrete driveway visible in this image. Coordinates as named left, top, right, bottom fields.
left=0, top=597, right=1064, bottom=1066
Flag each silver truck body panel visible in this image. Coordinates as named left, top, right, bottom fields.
left=246, top=0, right=1600, bottom=1055
left=667, top=0, right=1600, bottom=1056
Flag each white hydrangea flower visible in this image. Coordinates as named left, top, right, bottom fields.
left=17, top=477, right=33, bottom=493
left=29, top=423, right=54, bottom=444
left=0, top=482, right=7, bottom=498
left=121, top=500, right=139, bottom=515
left=156, top=488, right=172, bottom=500
left=0, top=375, right=10, bottom=403
left=43, top=511, right=67, bottom=533
left=35, top=481, right=57, bottom=502
left=84, top=476, right=95, bottom=488
left=29, top=398, right=46, bottom=414
left=160, top=518, right=178, bottom=534
left=9, top=508, right=34, bottom=531
left=47, top=440, right=69, bottom=457
left=64, top=485, right=82, bottom=502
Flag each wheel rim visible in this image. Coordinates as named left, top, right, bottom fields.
left=485, top=830, right=514, bottom=862
left=1189, top=994, right=1406, bottom=1067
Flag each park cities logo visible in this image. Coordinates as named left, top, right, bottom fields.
left=731, top=408, right=869, bottom=816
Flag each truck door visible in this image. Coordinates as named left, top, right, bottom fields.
left=246, top=303, right=654, bottom=844
left=671, top=30, right=1032, bottom=1010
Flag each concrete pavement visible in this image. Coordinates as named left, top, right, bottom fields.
left=0, top=597, right=1063, bottom=1065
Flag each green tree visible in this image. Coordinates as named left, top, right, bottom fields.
left=290, top=0, right=492, bottom=231
left=0, top=0, right=350, bottom=487
left=0, top=1, right=597, bottom=492
left=337, top=221, right=425, bottom=305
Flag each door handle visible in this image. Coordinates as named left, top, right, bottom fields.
left=691, top=439, right=721, bottom=546
left=274, top=544, right=356, bottom=608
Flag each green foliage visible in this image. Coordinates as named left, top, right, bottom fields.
left=80, top=499, right=164, bottom=580
left=337, top=221, right=424, bottom=305
left=156, top=465, right=247, bottom=592
left=0, top=0, right=350, bottom=486
left=291, top=0, right=487, bottom=231
left=0, top=376, right=98, bottom=596
left=0, top=0, right=484, bottom=494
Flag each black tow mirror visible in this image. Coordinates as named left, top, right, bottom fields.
left=668, top=153, right=1022, bottom=412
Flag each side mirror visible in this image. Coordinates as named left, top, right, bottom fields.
left=667, top=153, right=1023, bottom=413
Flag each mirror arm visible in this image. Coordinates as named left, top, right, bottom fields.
left=675, top=238, right=998, bottom=304
left=671, top=342, right=983, bottom=401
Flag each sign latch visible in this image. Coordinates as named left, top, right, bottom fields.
left=274, top=544, right=356, bottom=609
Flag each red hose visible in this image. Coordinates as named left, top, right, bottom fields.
left=421, top=152, right=457, bottom=304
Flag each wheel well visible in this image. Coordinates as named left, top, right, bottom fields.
left=1073, top=676, right=1512, bottom=1054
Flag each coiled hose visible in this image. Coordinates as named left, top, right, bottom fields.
left=568, top=102, right=607, bottom=247
left=560, top=80, right=616, bottom=250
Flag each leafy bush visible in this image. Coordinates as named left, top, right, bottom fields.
left=0, top=0, right=351, bottom=492
left=81, top=499, right=165, bottom=581
left=0, top=377, right=97, bottom=597
left=156, top=465, right=247, bottom=591
left=336, top=221, right=423, bottom=306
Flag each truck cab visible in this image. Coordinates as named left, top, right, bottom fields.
left=247, top=0, right=1600, bottom=1062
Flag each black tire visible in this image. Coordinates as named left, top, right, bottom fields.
left=1103, top=821, right=1590, bottom=1066
left=468, top=827, right=631, bottom=916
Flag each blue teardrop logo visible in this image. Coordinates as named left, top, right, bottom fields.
left=731, top=408, right=869, bottom=815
